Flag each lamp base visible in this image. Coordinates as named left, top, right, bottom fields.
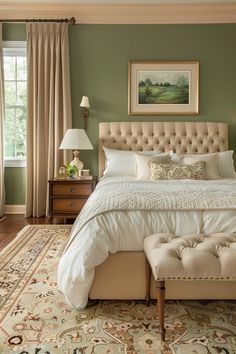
left=70, top=150, right=84, bottom=171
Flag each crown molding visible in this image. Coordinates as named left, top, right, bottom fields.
left=1, top=2, right=236, bottom=24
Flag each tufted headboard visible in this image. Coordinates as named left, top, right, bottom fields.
left=98, top=122, right=228, bottom=178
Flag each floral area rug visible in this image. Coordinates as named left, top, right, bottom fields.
left=0, top=225, right=236, bottom=354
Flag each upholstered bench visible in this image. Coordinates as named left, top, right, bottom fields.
left=144, top=233, right=236, bottom=341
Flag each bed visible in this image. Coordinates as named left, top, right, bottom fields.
left=58, top=122, right=236, bottom=309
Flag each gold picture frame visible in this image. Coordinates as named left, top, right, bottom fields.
left=57, top=165, right=67, bottom=179
left=128, top=61, right=199, bottom=115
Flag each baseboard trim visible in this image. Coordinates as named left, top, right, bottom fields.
left=5, top=205, right=26, bottom=214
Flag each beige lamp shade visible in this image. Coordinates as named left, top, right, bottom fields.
left=80, top=96, right=90, bottom=108
left=59, top=129, right=93, bottom=171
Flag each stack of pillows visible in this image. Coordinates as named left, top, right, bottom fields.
left=102, top=147, right=236, bottom=181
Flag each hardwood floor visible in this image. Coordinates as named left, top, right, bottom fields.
left=0, top=214, right=72, bottom=252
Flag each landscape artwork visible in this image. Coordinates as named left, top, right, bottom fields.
left=138, top=70, right=190, bottom=105
left=128, top=61, right=199, bottom=115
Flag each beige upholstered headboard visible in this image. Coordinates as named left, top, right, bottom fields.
left=99, top=122, right=228, bottom=178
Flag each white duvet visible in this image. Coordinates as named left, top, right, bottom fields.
left=58, top=177, right=236, bottom=309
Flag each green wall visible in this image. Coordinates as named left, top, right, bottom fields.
left=5, top=167, right=26, bottom=205
left=71, top=24, right=236, bottom=175
left=3, top=23, right=236, bottom=204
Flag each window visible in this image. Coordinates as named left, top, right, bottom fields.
left=3, top=41, right=27, bottom=167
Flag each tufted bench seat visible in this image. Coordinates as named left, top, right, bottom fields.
left=144, top=233, right=236, bottom=341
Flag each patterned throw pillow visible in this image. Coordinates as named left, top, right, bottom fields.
left=149, top=161, right=207, bottom=180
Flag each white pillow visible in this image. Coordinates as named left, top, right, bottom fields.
left=135, top=152, right=172, bottom=180
left=140, top=150, right=162, bottom=156
left=182, top=153, right=220, bottom=180
left=103, top=147, right=135, bottom=178
left=178, top=150, right=235, bottom=179
left=102, top=147, right=162, bottom=178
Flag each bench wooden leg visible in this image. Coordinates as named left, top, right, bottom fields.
left=156, top=280, right=166, bottom=341
left=145, top=259, right=151, bottom=306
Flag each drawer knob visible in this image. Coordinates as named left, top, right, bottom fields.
left=70, top=203, right=74, bottom=208
left=70, top=188, right=75, bottom=193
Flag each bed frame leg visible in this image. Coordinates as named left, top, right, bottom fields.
left=145, top=258, right=151, bottom=306
left=156, top=280, right=166, bottom=341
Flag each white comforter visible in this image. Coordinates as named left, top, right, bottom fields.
left=58, top=178, right=236, bottom=309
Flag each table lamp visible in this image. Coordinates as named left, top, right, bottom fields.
left=59, top=129, right=94, bottom=170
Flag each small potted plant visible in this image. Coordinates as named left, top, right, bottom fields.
left=66, top=164, right=78, bottom=179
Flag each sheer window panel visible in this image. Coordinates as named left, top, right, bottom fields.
left=3, top=42, right=27, bottom=168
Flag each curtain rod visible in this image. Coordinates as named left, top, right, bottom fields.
left=0, top=17, right=76, bottom=24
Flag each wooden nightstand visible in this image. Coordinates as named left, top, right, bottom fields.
left=48, top=178, right=97, bottom=223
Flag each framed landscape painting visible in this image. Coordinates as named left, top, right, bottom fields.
left=128, top=61, right=199, bottom=115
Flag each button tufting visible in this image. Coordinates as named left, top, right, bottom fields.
left=144, top=232, right=236, bottom=282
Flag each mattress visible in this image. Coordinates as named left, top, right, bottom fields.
left=58, top=177, right=236, bottom=309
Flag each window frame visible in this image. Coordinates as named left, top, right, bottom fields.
left=3, top=41, right=27, bottom=168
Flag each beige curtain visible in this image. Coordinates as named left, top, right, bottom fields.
left=26, top=22, right=72, bottom=217
left=0, top=24, right=5, bottom=217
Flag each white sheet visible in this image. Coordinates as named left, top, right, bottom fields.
left=58, top=178, right=236, bottom=309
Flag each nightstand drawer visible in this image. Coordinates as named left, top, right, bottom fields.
left=53, top=198, right=87, bottom=212
left=52, top=183, right=93, bottom=196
